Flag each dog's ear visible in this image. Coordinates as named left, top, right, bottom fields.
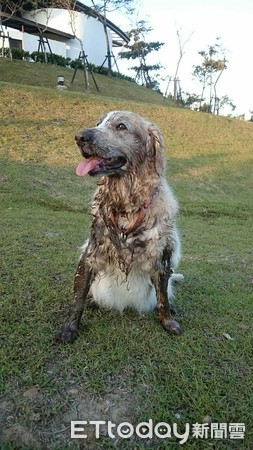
left=146, top=127, right=165, bottom=176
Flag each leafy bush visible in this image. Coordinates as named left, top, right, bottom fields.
left=89, top=63, right=135, bottom=82
left=70, top=58, right=84, bottom=70
left=1, top=48, right=11, bottom=58
left=6, top=48, right=136, bottom=84
left=70, top=59, right=135, bottom=83
left=30, top=52, right=71, bottom=67
left=10, top=48, right=30, bottom=61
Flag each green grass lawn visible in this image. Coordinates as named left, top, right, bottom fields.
left=0, top=58, right=172, bottom=106
left=0, top=68, right=253, bottom=449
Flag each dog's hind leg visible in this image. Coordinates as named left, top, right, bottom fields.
left=152, top=248, right=182, bottom=335
left=56, top=249, right=93, bottom=343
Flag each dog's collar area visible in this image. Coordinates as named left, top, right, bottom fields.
left=108, top=190, right=158, bottom=239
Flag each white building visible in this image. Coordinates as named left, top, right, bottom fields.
left=0, top=2, right=129, bottom=67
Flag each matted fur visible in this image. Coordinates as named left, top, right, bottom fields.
left=57, top=111, right=183, bottom=343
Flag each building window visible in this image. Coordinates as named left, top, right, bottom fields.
left=9, top=38, right=22, bottom=49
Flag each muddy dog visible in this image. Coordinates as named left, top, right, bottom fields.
left=57, top=111, right=183, bottom=343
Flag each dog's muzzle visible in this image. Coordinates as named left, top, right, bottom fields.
left=75, top=129, right=127, bottom=177
left=75, top=130, right=93, bottom=148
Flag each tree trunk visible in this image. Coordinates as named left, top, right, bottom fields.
left=173, top=78, right=178, bottom=101
left=213, top=60, right=226, bottom=115
left=102, top=7, right=112, bottom=77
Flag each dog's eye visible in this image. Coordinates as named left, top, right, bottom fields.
left=116, top=123, right=127, bottom=131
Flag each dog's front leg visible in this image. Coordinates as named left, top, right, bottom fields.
left=152, top=249, right=182, bottom=335
left=56, top=250, right=93, bottom=344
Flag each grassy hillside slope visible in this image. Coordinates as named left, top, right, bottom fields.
left=0, top=58, right=171, bottom=105
left=0, top=75, right=253, bottom=450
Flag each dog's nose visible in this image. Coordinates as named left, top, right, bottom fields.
left=75, top=130, right=93, bottom=145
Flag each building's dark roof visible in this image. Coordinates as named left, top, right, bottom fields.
left=0, top=11, right=75, bottom=41
left=0, top=2, right=129, bottom=46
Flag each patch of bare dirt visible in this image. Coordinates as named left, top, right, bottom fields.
left=0, top=383, right=135, bottom=449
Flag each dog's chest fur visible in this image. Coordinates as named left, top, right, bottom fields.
left=86, top=176, right=178, bottom=276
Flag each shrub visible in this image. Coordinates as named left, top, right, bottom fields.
left=30, top=52, right=71, bottom=67
left=10, top=47, right=30, bottom=60
left=70, top=58, right=84, bottom=70
left=5, top=48, right=136, bottom=85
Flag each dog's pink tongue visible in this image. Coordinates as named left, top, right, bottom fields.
left=76, top=157, right=101, bottom=176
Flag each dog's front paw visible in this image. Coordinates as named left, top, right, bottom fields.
left=56, top=321, right=78, bottom=344
left=160, top=317, right=182, bottom=335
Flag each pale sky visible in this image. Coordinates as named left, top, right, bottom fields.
left=108, top=0, right=253, bottom=117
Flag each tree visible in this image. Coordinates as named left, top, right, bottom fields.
left=0, top=1, right=37, bottom=58
left=88, top=0, right=133, bottom=77
left=0, top=0, right=47, bottom=17
left=120, top=20, right=164, bottom=90
left=164, top=27, right=193, bottom=101
left=0, top=2, right=35, bottom=29
left=26, top=1, right=57, bottom=63
left=193, top=38, right=227, bottom=114
left=53, top=0, right=90, bottom=88
left=183, top=92, right=201, bottom=107
left=219, top=95, right=236, bottom=116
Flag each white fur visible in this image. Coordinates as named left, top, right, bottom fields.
left=91, top=268, right=156, bottom=313
left=80, top=238, right=181, bottom=313
left=90, top=267, right=176, bottom=313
